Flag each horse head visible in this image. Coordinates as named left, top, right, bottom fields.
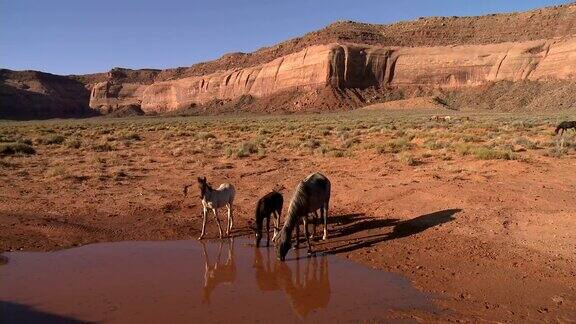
left=277, top=228, right=291, bottom=261
left=197, top=176, right=208, bottom=198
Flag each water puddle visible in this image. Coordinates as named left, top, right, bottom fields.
left=1, top=238, right=435, bottom=323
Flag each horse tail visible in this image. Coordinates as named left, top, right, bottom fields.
left=183, top=184, right=192, bottom=196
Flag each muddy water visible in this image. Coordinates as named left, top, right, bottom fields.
left=1, top=238, right=435, bottom=323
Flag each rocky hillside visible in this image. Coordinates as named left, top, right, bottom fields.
left=0, top=69, right=96, bottom=119
left=2, top=3, right=576, bottom=119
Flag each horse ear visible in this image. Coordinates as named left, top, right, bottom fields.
left=197, top=177, right=202, bottom=183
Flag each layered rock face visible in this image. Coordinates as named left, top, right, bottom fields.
left=90, top=45, right=335, bottom=113
left=89, top=36, right=576, bottom=113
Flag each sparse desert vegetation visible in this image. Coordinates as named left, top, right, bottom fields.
left=1, top=109, right=574, bottom=185
left=1, top=108, right=575, bottom=322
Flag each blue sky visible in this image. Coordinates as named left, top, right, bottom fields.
left=0, top=0, right=570, bottom=75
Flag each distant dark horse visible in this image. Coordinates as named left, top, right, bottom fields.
left=555, top=121, right=576, bottom=135
left=254, top=191, right=283, bottom=247
left=277, top=173, right=331, bottom=261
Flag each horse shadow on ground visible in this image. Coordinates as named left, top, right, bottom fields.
left=320, top=209, right=462, bottom=255
left=0, top=301, right=92, bottom=324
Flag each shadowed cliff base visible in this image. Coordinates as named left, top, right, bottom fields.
left=167, top=81, right=576, bottom=116
left=0, top=69, right=98, bottom=120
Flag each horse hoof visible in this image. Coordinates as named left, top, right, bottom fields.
left=197, top=236, right=204, bottom=241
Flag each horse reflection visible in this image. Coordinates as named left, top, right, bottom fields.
left=200, top=238, right=236, bottom=304
left=253, top=248, right=330, bottom=318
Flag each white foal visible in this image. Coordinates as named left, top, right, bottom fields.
left=187, top=177, right=235, bottom=240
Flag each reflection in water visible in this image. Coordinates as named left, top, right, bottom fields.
left=253, top=247, right=330, bottom=318
left=0, top=255, right=8, bottom=265
left=2, top=239, right=434, bottom=323
left=200, top=238, right=236, bottom=304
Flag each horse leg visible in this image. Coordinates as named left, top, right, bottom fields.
left=272, top=210, right=280, bottom=242
left=229, top=204, right=234, bottom=232
left=201, top=241, right=210, bottom=284
left=303, top=216, right=309, bottom=239
left=295, top=221, right=300, bottom=249
left=313, top=210, right=319, bottom=239
left=322, top=202, right=329, bottom=240
left=226, top=204, right=233, bottom=236
left=303, top=217, right=313, bottom=255
left=213, top=209, right=223, bottom=239
left=198, top=207, right=208, bottom=240
left=227, top=237, right=234, bottom=263
left=266, top=215, right=271, bottom=247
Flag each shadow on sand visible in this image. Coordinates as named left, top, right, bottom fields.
left=320, top=209, right=462, bottom=255
left=0, top=301, right=92, bottom=324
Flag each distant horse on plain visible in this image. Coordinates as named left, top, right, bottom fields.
left=184, top=176, right=235, bottom=240
left=277, top=173, right=331, bottom=261
left=555, top=121, right=576, bottom=135
left=254, top=191, right=283, bottom=247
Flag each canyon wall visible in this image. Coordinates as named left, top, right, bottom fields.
left=88, top=36, right=576, bottom=113
left=0, top=69, right=95, bottom=120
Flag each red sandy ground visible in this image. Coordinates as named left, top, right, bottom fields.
left=1, top=142, right=575, bottom=322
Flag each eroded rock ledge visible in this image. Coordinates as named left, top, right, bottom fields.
left=90, top=36, right=576, bottom=113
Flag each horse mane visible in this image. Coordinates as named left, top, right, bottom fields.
left=282, top=181, right=307, bottom=234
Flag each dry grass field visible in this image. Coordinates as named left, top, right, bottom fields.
left=1, top=109, right=575, bottom=321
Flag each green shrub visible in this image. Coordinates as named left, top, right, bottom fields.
left=235, top=141, right=258, bottom=158
left=195, top=132, right=216, bottom=141
left=0, top=142, right=36, bottom=155
left=455, top=143, right=474, bottom=156
left=301, top=139, right=321, bottom=149
left=330, top=150, right=346, bottom=158
left=92, top=142, right=114, bottom=152
left=224, top=146, right=234, bottom=158
left=545, top=146, right=569, bottom=158
left=342, top=137, right=361, bottom=149
left=38, top=134, right=65, bottom=145
left=376, top=137, right=412, bottom=154
left=397, top=152, right=419, bottom=166
left=514, top=137, right=538, bottom=150
left=424, top=139, right=446, bottom=150
left=457, top=144, right=515, bottom=160
left=46, top=166, right=67, bottom=178
left=65, top=138, right=82, bottom=149
left=471, top=147, right=515, bottom=160
left=120, top=132, right=141, bottom=141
